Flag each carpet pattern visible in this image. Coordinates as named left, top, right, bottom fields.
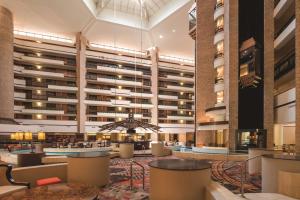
left=98, top=156, right=261, bottom=199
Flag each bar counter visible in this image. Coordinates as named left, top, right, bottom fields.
left=262, top=154, right=300, bottom=193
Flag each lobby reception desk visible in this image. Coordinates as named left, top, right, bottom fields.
left=149, top=159, right=211, bottom=200
left=262, top=154, right=300, bottom=194
left=67, top=152, right=109, bottom=187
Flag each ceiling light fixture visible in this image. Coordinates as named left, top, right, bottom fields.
left=172, top=29, right=176, bottom=33
left=36, top=65, right=42, bottom=69
left=159, top=35, right=164, bottom=39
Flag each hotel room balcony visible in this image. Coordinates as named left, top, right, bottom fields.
left=274, top=0, right=294, bottom=19
left=158, top=94, right=178, bottom=100
left=17, top=54, right=65, bottom=65
left=17, top=68, right=65, bottom=78
left=214, top=82, right=224, bottom=93
left=198, top=121, right=229, bottom=131
left=20, top=109, right=65, bottom=115
left=214, top=56, right=225, bottom=69
left=214, top=1, right=224, bottom=21
left=96, top=112, right=143, bottom=118
left=14, top=79, right=26, bottom=86
left=111, top=99, right=131, bottom=106
left=166, top=85, right=194, bottom=92
left=214, top=31, right=224, bottom=45
left=165, top=75, right=194, bottom=83
left=96, top=65, right=143, bottom=76
left=166, top=115, right=194, bottom=121
left=14, top=92, right=26, bottom=99
left=47, top=97, right=78, bottom=104
left=96, top=77, right=143, bottom=87
left=48, top=85, right=78, bottom=91
left=158, top=105, right=178, bottom=110
left=84, top=100, right=112, bottom=106
left=274, top=17, right=295, bottom=50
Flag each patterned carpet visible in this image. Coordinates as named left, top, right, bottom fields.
left=98, top=156, right=261, bottom=199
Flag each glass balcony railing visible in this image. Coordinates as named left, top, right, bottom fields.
left=188, top=5, right=196, bottom=31
left=275, top=52, right=295, bottom=80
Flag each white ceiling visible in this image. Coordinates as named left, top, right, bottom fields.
left=94, top=0, right=171, bottom=18
left=0, top=0, right=195, bottom=60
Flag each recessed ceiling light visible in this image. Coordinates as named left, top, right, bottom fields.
left=159, top=35, right=163, bottom=39
left=172, top=29, right=176, bottom=33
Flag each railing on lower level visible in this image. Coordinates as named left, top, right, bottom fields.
left=222, top=155, right=262, bottom=198
left=275, top=52, right=295, bottom=80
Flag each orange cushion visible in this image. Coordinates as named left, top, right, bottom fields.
left=36, top=177, right=61, bottom=186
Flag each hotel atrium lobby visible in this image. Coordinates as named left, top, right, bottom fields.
left=0, top=0, right=300, bottom=199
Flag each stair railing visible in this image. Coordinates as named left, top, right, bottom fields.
left=130, top=160, right=145, bottom=190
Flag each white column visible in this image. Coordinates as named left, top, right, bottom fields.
left=150, top=47, right=159, bottom=142
left=76, top=33, right=87, bottom=140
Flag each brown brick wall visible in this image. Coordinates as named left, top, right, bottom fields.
left=295, top=0, right=300, bottom=152
left=224, top=0, right=239, bottom=150
left=195, top=0, right=216, bottom=146
left=264, top=0, right=275, bottom=149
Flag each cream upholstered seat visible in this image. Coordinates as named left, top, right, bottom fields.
left=0, top=164, right=30, bottom=198
left=151, top=143, right=172, bottom=157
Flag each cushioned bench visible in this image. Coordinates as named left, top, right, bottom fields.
left=36, top=177, right=62, bottom=186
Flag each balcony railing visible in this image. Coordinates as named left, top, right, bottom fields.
left=274, top=15, right=295, bottom=39
left=275, top=52, right=295, bottom=80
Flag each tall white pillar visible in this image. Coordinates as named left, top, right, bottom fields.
left=76, top=33, right=87, bottom=141
left=150, top=47, right=159, bottom=142
left=0, top=6, right=14, bottom=120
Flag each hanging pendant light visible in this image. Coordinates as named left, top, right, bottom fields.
left=24, top=131, right=33, bottom=140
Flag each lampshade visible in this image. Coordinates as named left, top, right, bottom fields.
left=37, top=131, right=46, bottom=140
left=24, top=132, right=33, bottom=140
left=10, top=133, right=15, bottom=140
left=15, top=132, right=24, bottom=140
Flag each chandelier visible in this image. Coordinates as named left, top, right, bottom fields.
left=99, top=111, right=160, bottom=134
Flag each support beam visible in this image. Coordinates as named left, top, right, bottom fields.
left=264, top=0, right=275, bottom=149
left=224, top=0, right=239, bottom=150
left=295, top=0, right=300, bottom=152
left=150, top=47, right=159, bottom=142
left=0, top=6, right=14, bottom=120
left=195, top=0, right=216, bottom=146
